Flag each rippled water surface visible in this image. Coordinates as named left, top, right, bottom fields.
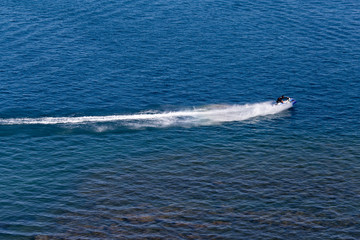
left=1, top=0, right=360, bottom=239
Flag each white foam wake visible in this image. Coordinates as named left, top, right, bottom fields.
left=0, top=101, right=293, bottom=127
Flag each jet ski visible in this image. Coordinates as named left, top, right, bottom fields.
left=275, top=96, right=296, bottom=106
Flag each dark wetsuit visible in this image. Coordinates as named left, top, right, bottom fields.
left=276, top=97, right=283, bottom=103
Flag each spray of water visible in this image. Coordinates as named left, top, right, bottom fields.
left=0, top=101, right=293, bottom=128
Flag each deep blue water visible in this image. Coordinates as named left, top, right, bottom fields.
left=1, top=0, right=360, bottom=239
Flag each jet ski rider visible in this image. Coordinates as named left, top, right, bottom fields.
left=276, top=95, right=289, bottom=104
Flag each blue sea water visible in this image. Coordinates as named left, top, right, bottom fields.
left=1, top=0, right=360, bottom=239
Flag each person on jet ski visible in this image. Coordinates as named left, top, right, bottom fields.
left=276, top=95, right=289, bottom=103
left=281, top=95, right=289, bottom=101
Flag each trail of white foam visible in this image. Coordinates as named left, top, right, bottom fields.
left=0, top=101, right=293, bottom=126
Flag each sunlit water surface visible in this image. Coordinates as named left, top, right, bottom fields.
left=1, top=0, right=359, bottom=239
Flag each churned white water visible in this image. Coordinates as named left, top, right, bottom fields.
left=0, top=101, right=292, bottom=127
